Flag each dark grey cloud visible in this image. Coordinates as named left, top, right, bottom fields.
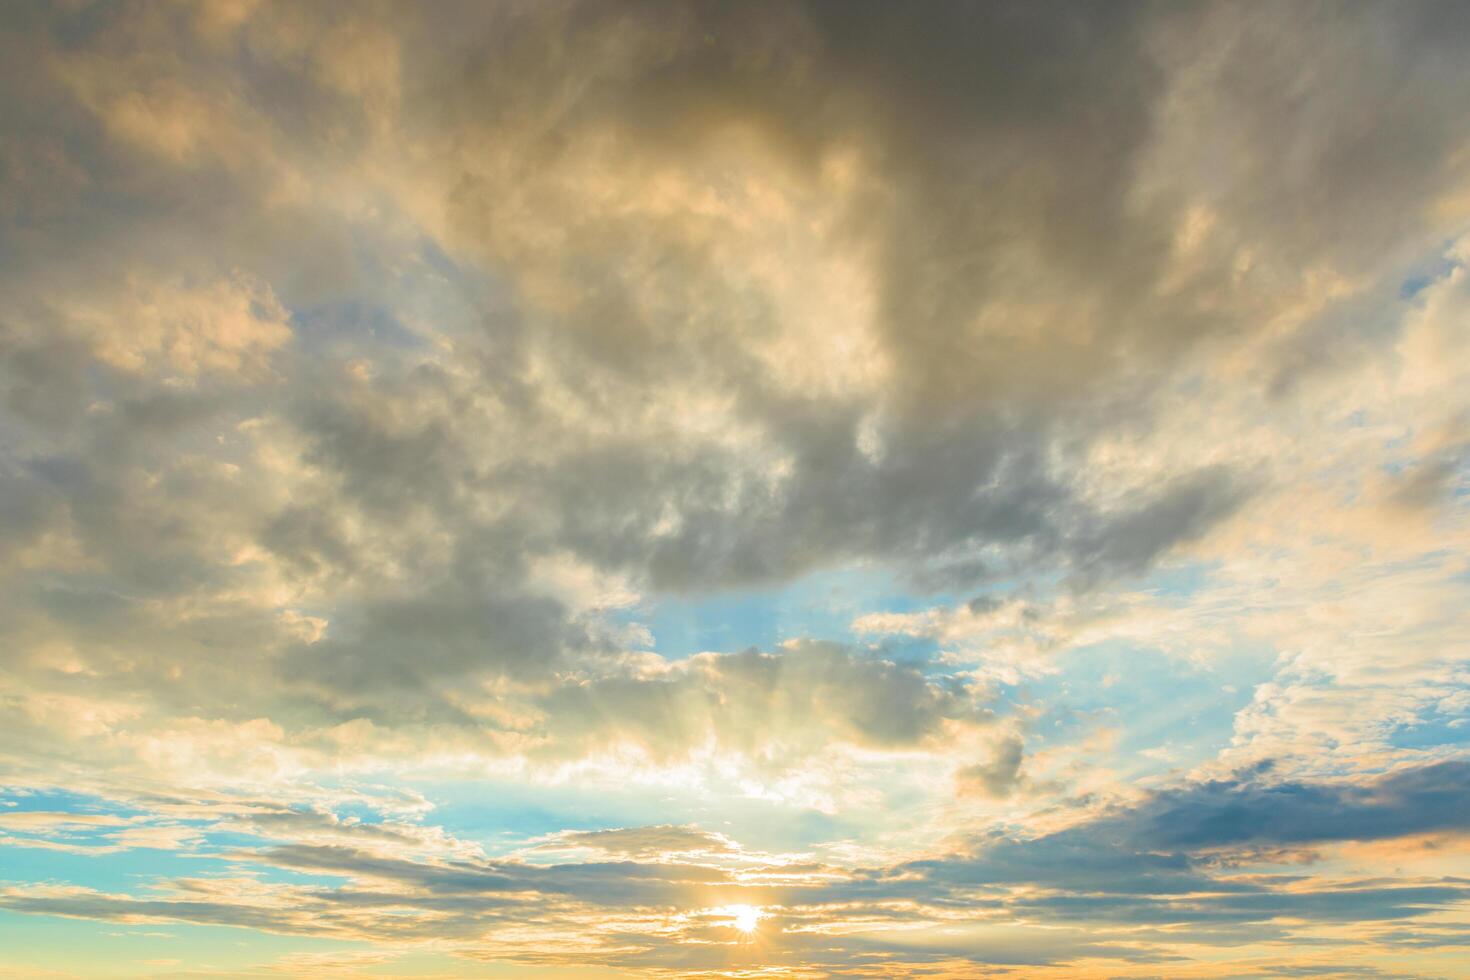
left=281, top=591, right=583, bottom=695
left=956, top=734, right=1026, bottom=799
left=1067, top=465, right=1252, bottom=587
left=1108, top=759, right=1470, bottom=851
left=875, top=761, right=1470, bottom=917
left=4, top=0, right=1463, bottom=734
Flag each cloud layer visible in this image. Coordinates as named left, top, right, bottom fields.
left=1, top=1, right=1468, bottom=976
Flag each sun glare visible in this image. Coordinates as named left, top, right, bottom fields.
left=730, top=904, right=763, bottom=933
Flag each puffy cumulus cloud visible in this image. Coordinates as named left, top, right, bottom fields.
left=2, top=1, right=1470, bottom=976
left=1, top=0, right=1462, bottom=720
left=7, top=0, right=1421, bottom=618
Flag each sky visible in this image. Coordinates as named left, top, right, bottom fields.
left=1, top=1, right=1469, bottom=977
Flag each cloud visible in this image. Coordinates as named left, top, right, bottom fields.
left=4, top=0, right=1460, bottom=741
left=896, top=762, right=1470, bottom=908
left=535, top=824, right=739, bottom=859
left=1, top=2, right=1469, bottom=975
left=956, top=735, right=1026, bottom=799
left=1066, top=465, right=1252, bottom=586
left=1106, top=760, right=1470, bottom=850
left=3, top=763, right=1468, bottom=974
left=534, top=640, right=992, bottom=763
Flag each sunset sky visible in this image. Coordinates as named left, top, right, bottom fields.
left=2, top=2, right=1470, bottom=977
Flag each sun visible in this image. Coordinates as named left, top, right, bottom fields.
left=730, top=904, right=763, bottom=933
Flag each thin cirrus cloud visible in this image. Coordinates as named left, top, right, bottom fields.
left=0, top=0, right=1468, bottom=977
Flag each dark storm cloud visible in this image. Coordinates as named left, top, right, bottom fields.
left=337, top=0, right=1466, bottom=603
left=391, top=0, right=1238, bottom=591
left=6, top=0, right=1465, bottom=720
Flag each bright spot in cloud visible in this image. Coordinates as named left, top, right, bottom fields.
left=730, top=904, right=763, bottom=933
